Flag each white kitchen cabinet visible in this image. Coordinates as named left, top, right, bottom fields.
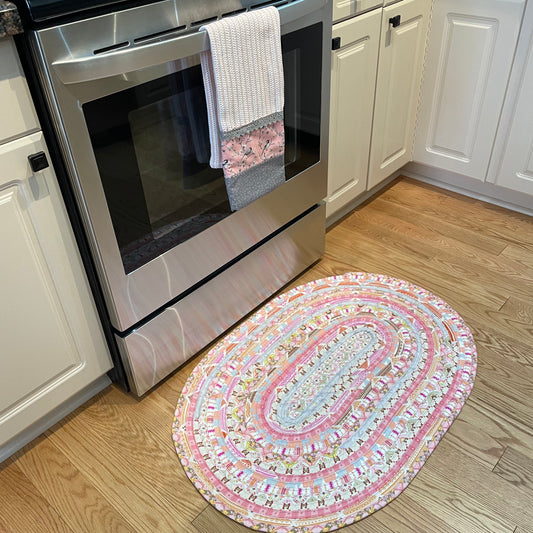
left=487, top=3, right=533, bottom=197
left=367, top=0, right=430, bottom=189
left=412, top=0, right=526, bottom=182
left=492, top=61, right=533, bottom=196
left=0, top=37, right=39, bottom=144
left=333, top=0, right=383, bottom=23
left=327, top=8, right=381, bottom=217
left=0, top=37, right=112, bottom=454
left=0, top=132, right=112, bottom=449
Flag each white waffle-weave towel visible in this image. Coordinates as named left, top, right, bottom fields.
left=200, top=6, right=284, bottom=168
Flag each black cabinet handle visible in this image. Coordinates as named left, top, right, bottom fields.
left=389, top=15, right=401, bottom=28
left=28, top=152, right=49, bottom=173
left=332, top=36, right=341, bottom=50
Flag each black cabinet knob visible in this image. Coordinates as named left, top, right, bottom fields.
left=389, top=15, right=401, bottom=28
left=28, top=151, right=49, bottom=173
left=332, top=36, right=341, bottom=50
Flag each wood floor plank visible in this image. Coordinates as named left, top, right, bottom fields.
left=0, top=515, right=15, bottom=533
left=500, top=296, right=533, bottom=325
left=459, top=399, right=533, bottom=462
left=471, top=378, right=533, bottom=434
left=501, top=243, right=533, bottom=270
left=0, top=459, right=73, bottom=533
left=470, top=385, right=533, bottom=454
left=376, top=492, right=458, bottom=533
left=334, top=206, right=436, bottom=262
left=493, top=447, right=533, bottom=493
left=46, top=387, right=207, bottom=533
left=476, top=334, right=533, bottom=385
left=382, top=178, right=533, bottom=245
left=468, top=324, right=533, bottom=368
left=444, top=414, right=505, bottom=469
left=355, top=200, right=532, bottom=280
left=13, top=435, right=137, bottom=533
left=401, top=466, right=514, bottom=533
left=422, top=439, right=533, bottom=531
left=426, top=247, right=533, bottom=303
left=469, top=310, right=533, bottom=348
left=345, top=204, right=533, bottom=300
left=470, top=343, right=533, bottom=431
left=192, top=507, right=252, bottom=533
left=2, top=177, right=533, bottom=533
left=326, top=228, right=507, bottom=310
left=369, top=195, right=509, bottom=255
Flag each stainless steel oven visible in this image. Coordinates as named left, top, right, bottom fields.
left=23, top=0, right=331, bottom=395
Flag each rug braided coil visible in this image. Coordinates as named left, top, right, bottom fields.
left=173, top=272, right=477, bottom=532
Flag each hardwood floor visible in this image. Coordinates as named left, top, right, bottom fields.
left=2, top=177, right=533, bottom=533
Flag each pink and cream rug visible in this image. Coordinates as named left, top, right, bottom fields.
left=172, top=272, right=476, bottom=532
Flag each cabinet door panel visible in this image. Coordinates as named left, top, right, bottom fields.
left=492, top=38, right=533, bottom=196
left=0, top=133, right=111, bottom=445
left=368, top=0, right=430, bottom=188
left=0, top=181, right=80, bottom=412
left=412, top=0, right=526, bottom=181
left=327, top=9, right=381, bottom=217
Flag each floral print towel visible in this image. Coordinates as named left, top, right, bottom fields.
left=200, top=7, right=285, bottom=211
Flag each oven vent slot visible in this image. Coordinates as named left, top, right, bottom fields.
left=200, top=1, right=292, bottom=24
left=99, top=0, right=297, bottom=49
left=190, top=15, right=219, bottom=28
left=134, top=25, right=187, bottom=44
left=221, top=8, right=247, bottom=18
left=94, top=41, right=130, bottom=55
left=250, top=0, right=289, bottom=10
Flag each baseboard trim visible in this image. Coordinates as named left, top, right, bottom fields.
left=403, top=163, right=533, bottom=216
left=0, top=375, right=111, bottom=464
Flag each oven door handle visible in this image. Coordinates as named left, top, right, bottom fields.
left=51, top=0, right=328, bottom=85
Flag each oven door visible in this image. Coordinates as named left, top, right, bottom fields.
left=32, top=0, right=331, bottom=331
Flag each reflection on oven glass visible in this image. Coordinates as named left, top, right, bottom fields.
left=125, top=95, right=231, bottom=272
left=83, top=66, right=232, bottom=274
left=282, top=23, right=322, bottom=179
left=82, top=22, right=322, bottom=275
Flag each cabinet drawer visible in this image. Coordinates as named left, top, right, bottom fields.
left=0, top=37, right=39, bottom=145
left=333, top=0, right=383, bottom=23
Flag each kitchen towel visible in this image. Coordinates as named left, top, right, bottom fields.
left=200, top=6, right=285, bottom=211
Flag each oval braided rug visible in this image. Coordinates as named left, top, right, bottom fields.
left=172, top=272, right=476, bottom=532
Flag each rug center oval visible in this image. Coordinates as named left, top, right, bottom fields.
left=173, top=272, right=477, bottom=533
left=275, top=326, right=379, bottom=428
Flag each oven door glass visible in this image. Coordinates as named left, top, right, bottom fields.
left=82, top=22, right=322, bottom=275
